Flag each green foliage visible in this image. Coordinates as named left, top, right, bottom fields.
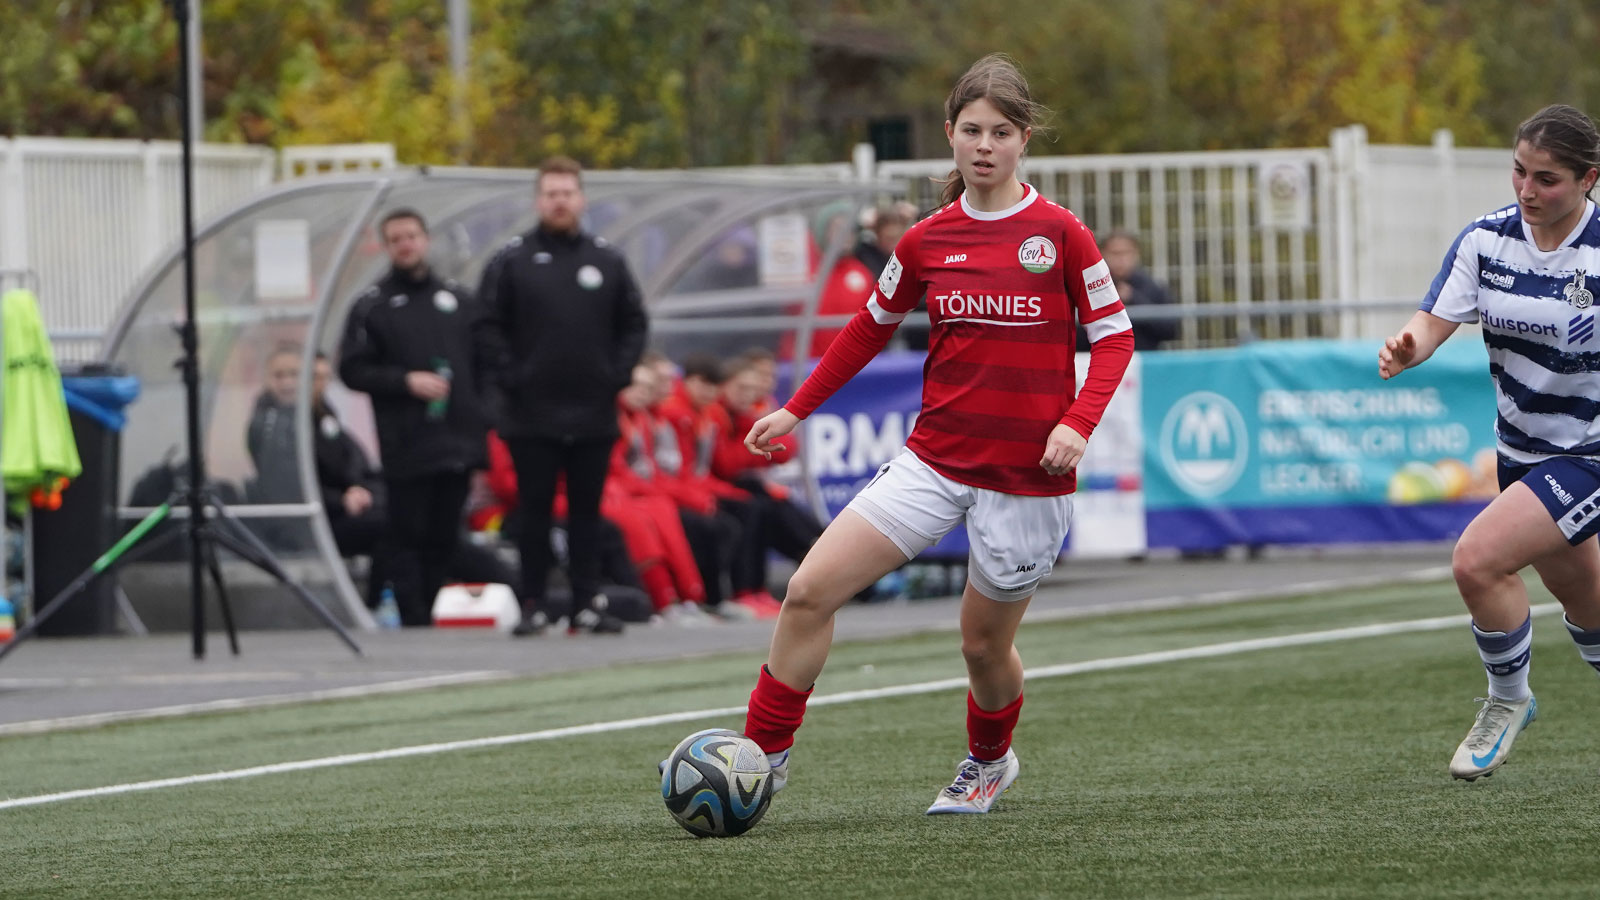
left=0, top=0, right=179, bottom=138
left=494, top=0, right=812, bottom=168
left=881, top=0, right=1490, bottom=154
left=1, top=0, right=1596, bottom=161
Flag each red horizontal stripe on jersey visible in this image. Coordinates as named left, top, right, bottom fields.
left=909, top=437, right=1077, bottom=496
left=918, top=408, right=1055, bottom=444
left=925, top=360, right=1073, bottom=394
left=936, top=319, right=1075, bottom=344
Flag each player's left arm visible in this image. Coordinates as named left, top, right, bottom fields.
left=1046, top=221, right=1133, bottom=474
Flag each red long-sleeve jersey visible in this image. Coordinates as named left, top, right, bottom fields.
left=786, top=185, right=1134, bottom=495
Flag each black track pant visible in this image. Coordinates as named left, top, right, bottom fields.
left=383, top=471, right=470, bottom=626
left=507, top=435, right=612, bottom=620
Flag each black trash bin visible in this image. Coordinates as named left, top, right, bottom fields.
left=30, top=366, right=140, bottom=635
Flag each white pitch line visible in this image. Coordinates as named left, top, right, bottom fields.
left=0, top=602, right=1561, bottom=812
left=1026, top=564, right=1457, bottom=625
left=0, top=672, right=512, bottom=738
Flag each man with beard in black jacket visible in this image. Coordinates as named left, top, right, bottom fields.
left=338, top=208, right=492, bottom=627
left=476, top=156, right=648, bottom=636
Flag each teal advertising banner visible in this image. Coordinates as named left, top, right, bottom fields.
left=1140, top=339, right=1499, bottom=548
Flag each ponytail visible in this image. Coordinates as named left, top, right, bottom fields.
left=937, top=169, right=965, bottom=208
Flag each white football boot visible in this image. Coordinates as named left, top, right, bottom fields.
left=656, top=744, right=789, bottom=794
left=1449, top=695, right=1537, bottom=781
left=768, top=750, right=789, bottom=795
left=925, top=749, right=1019, bottom=814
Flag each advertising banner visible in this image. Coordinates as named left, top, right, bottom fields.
left=1140, top=339, right=1497, bottom=548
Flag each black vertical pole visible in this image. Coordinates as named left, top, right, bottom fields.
left=172, top=0, right=207, bottom=659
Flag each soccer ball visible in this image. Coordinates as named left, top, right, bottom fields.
left=660, top=728, right=773, bottom=837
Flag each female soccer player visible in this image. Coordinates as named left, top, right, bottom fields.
left=739, top=54, right=1135, bottom=813
left=1378, top=104, right=1600, bottom=781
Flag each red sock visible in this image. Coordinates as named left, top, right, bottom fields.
left=967, top=691, right=1023, bottom=761
left=744, top=665, right=812, bottom=754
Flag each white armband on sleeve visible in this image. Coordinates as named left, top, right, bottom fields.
left=866, top=293, right=908, bottom=325
left=1085, top=310, right=1132, bottom=343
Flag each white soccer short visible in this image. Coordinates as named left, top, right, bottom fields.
left=845, top=447, right=1073, bottom=602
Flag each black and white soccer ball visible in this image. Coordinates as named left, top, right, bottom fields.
left=660, top=728, right=773, bottom=837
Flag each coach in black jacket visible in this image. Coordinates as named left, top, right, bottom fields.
left=476, top=156, right=648, bottom=636
left=338, top=208, right=491, bottom=626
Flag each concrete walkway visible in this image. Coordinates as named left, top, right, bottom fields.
left=0, top=544, right=1454, bottom=734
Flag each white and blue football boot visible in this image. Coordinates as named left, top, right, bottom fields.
left=767, top=750, right=789, bottom=795
left=1450, top=695, right=1536, bottom=781
left=657, top=736, right=789, bottom=794
left=926, top=749, right=1019, bottom=814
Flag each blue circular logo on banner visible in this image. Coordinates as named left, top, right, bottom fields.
left=1159, top=391, right=1249, bottom=498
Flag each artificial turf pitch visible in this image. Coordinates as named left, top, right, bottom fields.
left=3, top=578, right=1598, bottom=899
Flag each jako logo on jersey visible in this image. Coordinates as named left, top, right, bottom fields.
left=944, top=253, right=967, bottom=264
left=1013, top=563, right=1037, bottom=573
left=1571, top=314, right=1595, bottom=345
left=933, top=291, right=1043, bottom=319
left=1159, top=391, right=1249, bottom=498
left=1018, top=236, right=1057, bottom=273
left=1546, top=474, right=1575, bottom=506
left=1482, top=313, right=1558, bottom=337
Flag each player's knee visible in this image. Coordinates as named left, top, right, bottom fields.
left=960, top=635, right=1008, bottom=671
left=1451, top=537, right=1503, bottom=589
left=781, top=571, right=830, bottom=617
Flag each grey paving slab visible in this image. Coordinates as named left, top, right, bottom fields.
left=0, top=544, right=1454, bottom=733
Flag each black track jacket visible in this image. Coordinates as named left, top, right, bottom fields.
left=474, top=225, right=649, bottom=441
left=337, top=267, right=490, bottom=479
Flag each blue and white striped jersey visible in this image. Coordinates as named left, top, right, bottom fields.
left=1422, top=199, right=1600, bottom=464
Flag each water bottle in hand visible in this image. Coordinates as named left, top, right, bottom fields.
left=426, top=357, right=452, bottom=420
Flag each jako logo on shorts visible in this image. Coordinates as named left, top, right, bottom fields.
left=1159, top=391, right=1249, bottom=498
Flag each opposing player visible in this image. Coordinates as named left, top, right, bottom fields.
left=1378, top=104, right=1600, bottom=780
left=736, top=54, right=1134, bottom=813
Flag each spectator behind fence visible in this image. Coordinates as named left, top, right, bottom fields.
left=1075, top=230, right=1178, bottom=352
left=337, top=208, right=492, bottom=627
left=474, top=155, right=649, bottom=637
left=856, top=203, right=925, bottom=351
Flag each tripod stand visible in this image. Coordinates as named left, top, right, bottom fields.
left=0, top=0, right=361, bottom=664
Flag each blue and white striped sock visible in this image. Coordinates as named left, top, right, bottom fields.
left=1472, top=616, right=1532, bottom=701
left=1563, top=614, right=1600, bottom=679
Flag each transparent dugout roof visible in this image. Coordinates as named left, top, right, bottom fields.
left=102, top=167, right=892, bottom=625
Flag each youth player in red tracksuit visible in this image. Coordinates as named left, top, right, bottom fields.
left=654, top=356, right=782, bottom=619
left=733, top=54, right=1135, bottom=815
left=612, top=370, right=715, bottom=622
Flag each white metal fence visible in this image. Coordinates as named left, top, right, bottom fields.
left=9, top=130, right=1519, bottom=360
left=1, top=138, right=400, bottom=364
left=884, top=147, right=1335, bottom=345
left=1333, top=126, right=1514, bottom=339
left=0, top=137, right=274, bottom=363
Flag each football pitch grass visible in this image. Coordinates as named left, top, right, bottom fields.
left=4, top=578, right=1599, bottom=899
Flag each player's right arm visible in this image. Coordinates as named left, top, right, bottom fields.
left=1382, top=220, right=1479, bottom=379
left=749, top=224, right=928, bottom=457
left=1379, top=310, right=1459, bottom=379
